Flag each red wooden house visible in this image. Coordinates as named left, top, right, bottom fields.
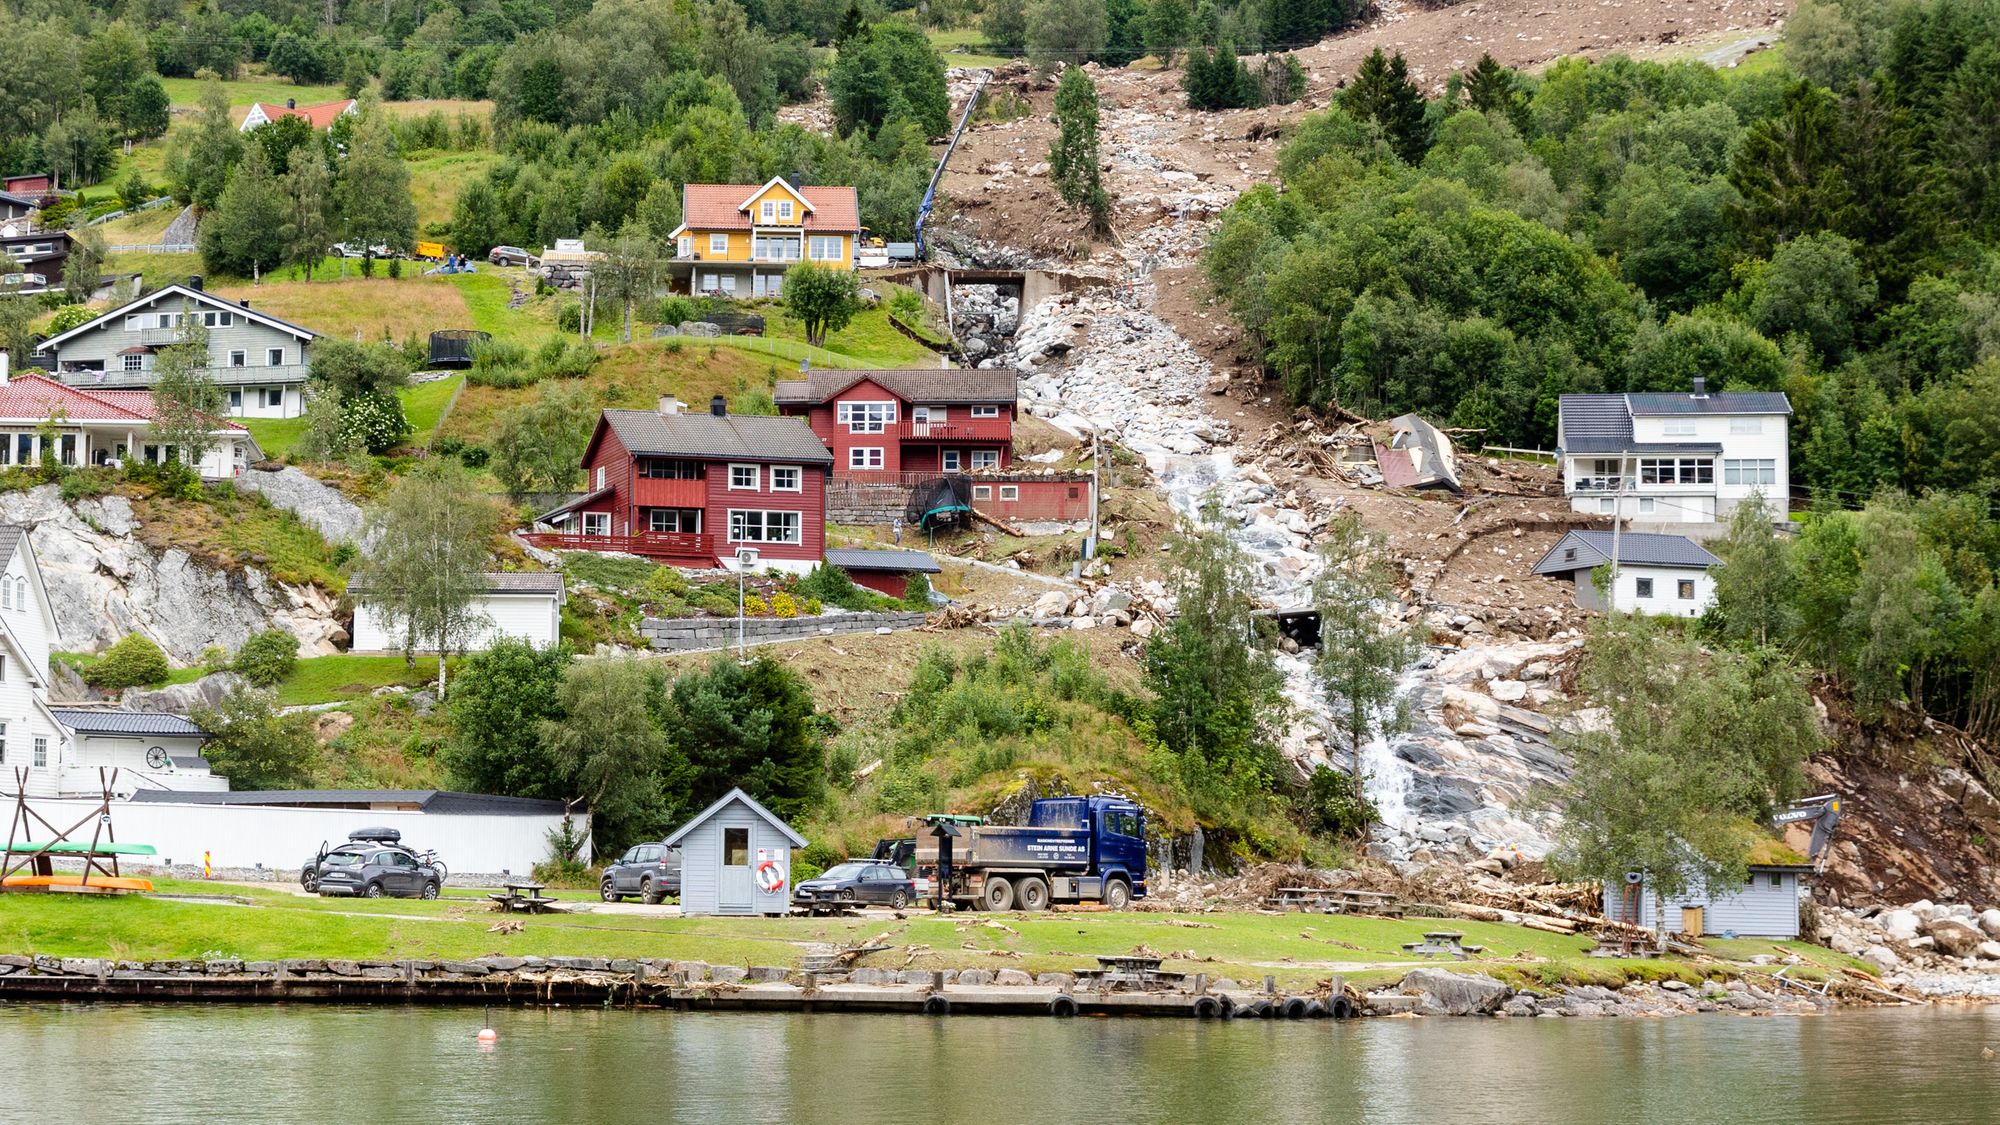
left=774, top=368, right=1020, bottom=478
left=531, top=396, right=834, bottom=573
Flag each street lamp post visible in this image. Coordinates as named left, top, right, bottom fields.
left=735, top=546, right=760, bottom=661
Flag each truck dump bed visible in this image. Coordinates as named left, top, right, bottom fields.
left=913, top=825, right=1090, bottom=870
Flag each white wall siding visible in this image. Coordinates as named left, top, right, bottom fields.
left=676, top=797, right=793, bottom=917
left=1550, top=564, right=1715, bottom=616
left=23, top=797, right=582, bottom=876
left=352, top=593, right=561, bottom=653
left=1602, top=870, right=1804, bottom=938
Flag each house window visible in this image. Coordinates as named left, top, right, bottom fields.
left=779, top=201, right=794, bottom=220
left=769, top=466, right=801, bottom=492
left=1638, top=497, right=1656, bottom=514
left=1770, top=872, right=1784, bottom=888
left=641, top=460, right=701, bottom=479
left=728, top=510, right=802, bottom=544
left=808, top=236, right=844, bottom=261
left=1635, top=577, right=1654, bottom=598
left=1, top=580, right=7, bottom=608
left=581, top=512, right=610, bottom=536
left=229, top=350, right=245, bottom=366
left=32, top=737, right=46, bottom=768
left=761, top=201, right=775, bottom=221
left=942, top=451, right=960, bottom=471
left=849, top=447, right=884, bottom=470
left=973, top=485, right=992, bottom=500
left=122, top=354, right=144, bottom=372
left=678, top=236, right=692, bottom=257
left=728, top=464, right=760, bottom=490
left=1563, top=547, right=1577, bottom=562
left=1639, top=458, right=1713, bottom=485
left=156, top=313, right=176, bottom=329
left=970, top=450, right=999, bottom=470
left=710, top=233, right=729, bottom=255
left=999, top=485, right=1019, bottom=501
left=267, top=348, right=284, bottom=366
left=59, top=435, right=75, bottom=466
left=15, top=435, right=31, bottom=465
left=912, top=406, right=945, bottom=424
left=1678, top=580, right=1695, bottom=600
left=125, top=315, right=141, bottom=331
left=724, top=827, right=749, bottom=867
left=0, top=721, right=6, bottom=764
left=970, top=405, right=1000, bottom=418
left=229, top=390, right=242, bottom=410
left=648, top=509, right=685, bottom=532
left=837, top=401, right=895, bottom=432
left=595, top=465, right=606, bottom=490
left=1722, top=459, right=1777, bottom=486
left=265, top=388, right=283, bottom=408
left=1663, top=420, right=1697, bottom=436
left=753, top=236, right=800, bottom=261
left=1730, top=418, right=1763, bottom=434
left=1598, top=498, right=1614, bottom=514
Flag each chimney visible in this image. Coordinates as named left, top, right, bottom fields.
left=286, top=98, right=296, bottom=110
left=187, top=275, right=203, bottom=292
left=658, top=395, right=686, bottom=416
left=709, top=394, right=727, bottom=418
left=1691, top=376, right=1707, bottom=398
left=239, top=298, right=250, bottom=308
left=787, top=171, right=803, bottom=188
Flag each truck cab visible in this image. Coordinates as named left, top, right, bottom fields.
left=1027, top=796, right=1149, bottom=902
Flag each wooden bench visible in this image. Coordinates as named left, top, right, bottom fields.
left=1267, top=887, right=1407, bottom=918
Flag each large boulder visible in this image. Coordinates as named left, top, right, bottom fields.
left=1978, top=909, right=2000, bottom=938
left=1397, top=969, right=1510, bottom=1016
left=1879, top=909, right=1921, bottom=942
left=236, top=467, right=366, bottom=546
left=1926, top=918, right=1985, bottom=957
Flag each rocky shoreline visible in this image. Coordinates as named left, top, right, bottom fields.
left=0, top=954, right=1869, bottom=1020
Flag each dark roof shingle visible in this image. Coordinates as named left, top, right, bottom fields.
left=825, top=548, right=941, bottom=573
left=774, top=368, right=1019, bottom=406
left=1625, top=391, right=1792, bottom=416
left=1531, top=531, right=1722, bottom=574
left=51, top=709, right=208, bottom=736
left=600, top=410, right=833, bottom=464
left=127, top=789, right=567, bottom=815
left=348, top=571, right=565, bottom=596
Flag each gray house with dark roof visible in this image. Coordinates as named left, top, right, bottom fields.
left=1557, top=378, right=1791, bottom=526
left=32, top=280, right=323, bottom=420
left=1531, top=530, right=1722, bottom=615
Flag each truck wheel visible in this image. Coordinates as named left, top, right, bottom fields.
left=981, top=877, right=1015, bottom=912
left=1103, top=879, right=1132, bottom=911
left=1015, top=877, right=1050, bottom=912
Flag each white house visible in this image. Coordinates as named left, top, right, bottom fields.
left=0, top=526, right=216, bottom=798
left=347, top=572, right=565, bottom=654
left=1557, top=378, right=1791, bottom=525
left=0, top=357, right=260, bottom=480
left=32, top=280, right=322, bottom=420
left=1530, top=530, right=1720, bottom=616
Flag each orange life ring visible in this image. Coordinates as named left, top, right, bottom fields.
left=756, top=859, right=785, bottom=893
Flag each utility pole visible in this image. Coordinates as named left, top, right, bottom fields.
left=1083, top=424, right=1100, bottom=562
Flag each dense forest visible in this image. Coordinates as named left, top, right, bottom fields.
left=1205, top=0, right=2000, bottom=509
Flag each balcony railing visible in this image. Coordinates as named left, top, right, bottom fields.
left=58, top=364, right=312, bottom=389
left=633, top=477, right=707, bottom=508
left=896, top=418, right=1012, bottom=442
left=520, top=531, right=717, bottom=563
left=1569, top=476, right=1625, bottom=493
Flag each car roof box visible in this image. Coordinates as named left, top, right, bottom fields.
left=348, top=827, right=403, bottom=843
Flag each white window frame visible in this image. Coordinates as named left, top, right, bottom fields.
left=1599, top=498, right=1615, bottom=514
left=0, top=721, right=6, bottom=764
left=124, top=315, right=142, bottom=331
left=265, top=388, right=283, bottom=408
left=228, top=389, right=242, bottom=410
left=581, top=512, right=610, bottom=536
left=972, top=485, right=992, bottom=500
left=941, top=451, right=960, bottom=471
left=808, top=236, right=843, bottom=261
left=1638, top=497, right=1656, bottom=514
left=970, top=405, right=1000, bottom=418
left=122, top=354, right=144, bottom=372
left=1729, top=418, right=1763, bottom=435
left=266, top=347, right=284, bottom=366
left=970, top=450, right=1000, bottom=471
left=1663, top=420, right=1697, bottom=436
left=32, top=736, right=46, bottom=768
left=728, top=464, right=761, bottom=490
left=849, top=447, right=884, bottom=471
left=710, top=233, right=729, bottom=255
left=1722, top=458, right=1777, bottom=486
left=648, top=509, right=684, bottom=532
left=761, top=200, right=775, bottom=221
left=836, top=401, right=896, bottom=433
left=727, top=509, right=803, bottom=545
left=999, top=485, right=1019, bottom=501
left=779, top=200, right=794, bottom=220
left=912, top=406, right=946, bottom=424
left=595, top=465, right=606, bottom=490
left=769, top=466, right=802, bottom=492
left=228, top=350, right=246, bottom=366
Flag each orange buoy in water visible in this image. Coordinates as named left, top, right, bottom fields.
left=477, top=1027, right=497, bottom=1042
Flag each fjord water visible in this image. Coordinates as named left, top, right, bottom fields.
left=2, top=1004, right=1995, bottom=1124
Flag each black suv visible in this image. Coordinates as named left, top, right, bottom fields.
left=600, top=842, right=681, bottom=904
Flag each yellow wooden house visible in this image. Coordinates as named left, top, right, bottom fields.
left=667, top=178, right=862, bottom=299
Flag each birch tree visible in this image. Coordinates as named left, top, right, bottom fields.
left=356, top=462, right=501, bottom=698
left=149, top=310, right=224, bottom=484
left=282, top=149, right=333, bottom=281
left=1313, top=511, right=1415, bottom=792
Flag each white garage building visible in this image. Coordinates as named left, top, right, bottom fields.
left=348, top=572, right=565, bottom=653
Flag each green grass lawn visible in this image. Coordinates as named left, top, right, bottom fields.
left=407, top=150, right=502, bottom=231
left=54, top=653, right=208, bottom=685
left=241, top=417, right=308, bottom=460
left=402, top=373, right=465, bottom=447
left=160, top=76, right=345, bottom=109
left=926, top=26, right=1017, bottom=68
left=0, top=881, right=1864, bottom=994
left=273, top=654, right=445, bottom=707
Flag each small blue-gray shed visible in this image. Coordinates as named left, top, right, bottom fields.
left=664, top=787, right=808, bottom=916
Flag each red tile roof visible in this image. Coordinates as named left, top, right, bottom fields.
left=681, top=183, right=861, bottom=233
left=0, top=374, right=245, bottom=430
left=251, top=99, right=355, bottom=130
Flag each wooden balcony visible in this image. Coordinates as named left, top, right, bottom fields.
left=895, top=418, right=1011, bottom=443
left=632, top=477, right=707, bottom=508
left=519, top=531, right=717, bottom=565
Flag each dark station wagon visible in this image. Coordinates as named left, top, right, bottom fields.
left=793, top=862, right=916, bottom=913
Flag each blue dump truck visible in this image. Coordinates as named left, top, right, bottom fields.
left=913, top=795, right=1147, bottom=911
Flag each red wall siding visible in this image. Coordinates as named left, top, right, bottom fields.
left=785, top=389, right=1019, bottom=480
left=847, top=570, right=909, bottom=598
left=580, top=427, right=637, bottom=532
left=705, top=461, right=826, bottom=566
left=975, top=478, right=1092, bottom=522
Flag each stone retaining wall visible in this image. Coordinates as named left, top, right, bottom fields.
left=826, top=481, right=914, bottom=525
left=639, top=610, right=928, bottom=652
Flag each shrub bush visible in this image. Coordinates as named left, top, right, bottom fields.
left=339, top=390, right=412, bottom=452
left=903, top=571, right=932, bottom=609
left=83, top=633, right=172, bottom=690
left=797, top=562, right=884, bottom=611
left=770, top=591, right=799, bottom=618
left=232, top=628, right=300, bottom=687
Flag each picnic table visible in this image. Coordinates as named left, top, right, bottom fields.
left=1401, top=930, right=1486, bottom=960
left=488, top=881, right=559, bottom=914
left=1073, top=954, right=1177, bottom=992
left=1268, top=887, right=1407, bottom=917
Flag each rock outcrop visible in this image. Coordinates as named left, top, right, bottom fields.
left=0, top=485, right=343, bottom=662
left=235, top=466, right=365, bottom=545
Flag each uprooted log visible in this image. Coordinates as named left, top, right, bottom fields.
left=1447, top=902, right=1582, bottom=935
left=969, top=507, right=1024, bottom=536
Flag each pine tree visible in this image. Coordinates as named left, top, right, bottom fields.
left=834, top=1, right=866, bottom=48
left=1050, top=67, right=1108, bottom=236
left=1144, top=0, right=1193, bottom=67
left=1462, top=53, right=1526, bottom=131
left=1727, top=80, right=1851, bottom=257
left=1344, top=48, right=1429, bottom=163
left=170, top=73, right=241, bottom=209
